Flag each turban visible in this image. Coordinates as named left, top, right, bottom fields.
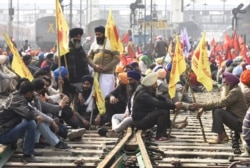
left=38, top=52, right=44, bottom=60
left=221, top=60, right=227, bottom=68
left=54, top=66, right=68, bottom=81
left=232, top=65, right=243, bottom=77
left=94, top=26, right=105, bottom=34
left=222, top=72, right=239, bottom=86
left=155, top=57, right=163, bottom=64
left=81, top=75, right=94, bottom=85
left=240, top=70, right=250, bottom=85
left=118, top=72, right=128, bottom=85
left=166, top=62, right=172, bottom=72
left=145, top=69, right=152, bottom=75
left=127, top=70, right=141, bottom=81
left=115, top=65, right=124, bottom=74
left=45, top=52, right=54, bottom=59
left=141, top=72, right=158, bottom=87
left=130, top=62, right=139, bottom=68
left=209, top=56, right=215, bottom=63
left=157, top=69, right=167, bottom=79
left=226, top=59, right=233, bottom=67
left=246, top=65, right=250, bottom=70
left=69, top=28, right=83, bottom=38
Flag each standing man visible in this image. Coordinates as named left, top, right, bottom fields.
left=87, top=26, right=120, bottom=97
left=23, top=40, right=31, bottom=52
left=154, top=35, right=168, bottom=58
left=61, top=28, right=90, bottom=89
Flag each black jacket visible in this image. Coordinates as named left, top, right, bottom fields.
left=132, top=85, right=175, bottom=121
left=0, top=91, right=37, bottom=135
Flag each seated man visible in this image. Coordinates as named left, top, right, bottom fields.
left=132, top=72, right=183, bottom=141
left=242, top=107, right=250, bottom=156
left=111, top=70, right=141, bottom=134
left=0, top=79, right=40, bottom=162
left=0, top=61, right=17, bottom=96
left=102, top=72, right=129, bottom=125
left=239, top=69, right=250, bottom=107
left=77, top=75, right=100, bottom=129
left=195, top=72, right=248, bottom=144
left=32, top=78, right=85, bottom=141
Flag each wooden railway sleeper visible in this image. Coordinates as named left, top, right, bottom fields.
left=145, top=141, right=158, bottom=147
left=171, top=160, right=182, bottom=168
left=228, top=160, right=250, bottom=168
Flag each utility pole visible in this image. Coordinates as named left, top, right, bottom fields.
left=150, top=0, right=153, bottom=46
left=17, top=0, right=19, bottom=42
left=8, top=0, right=14, bottom=38
left=80, top=0, right=82, bottom=28
left=144, top=0, right=146, bottom=45
left=69, top=0, right=72, bottom=29
left=86, top=0, right=88, bottom=25
left=221, top=0, right=227, bottom=24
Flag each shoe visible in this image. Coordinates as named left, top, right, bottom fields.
left=22, top=155, right=43, bottom=163
left=34, top=143, right=46, bottom=149
left=155, top=136, right=169, bottom=141
left=104, top=122, right=111, bottom=127
left=55, top=141, right=70, bottom=149
left=208, top=137, right=229, bottom=144
left=67, top=128, right=85, bottom=141
left=97, top=128, right=108, bottom=137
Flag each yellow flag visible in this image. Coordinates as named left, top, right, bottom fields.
left=3, top=33, right=33, bottom=81
left=55, top=0, right=69, bottom=56
left=93, top=73, right=106, bottom=115
left=191, top=32, right=213, bottom=91
left=105, top=8, right=123, bottom=53
left=168, top=36, right=186, bottom=98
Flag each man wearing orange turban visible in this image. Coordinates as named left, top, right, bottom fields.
left=239, top=70, right=250, bottom=107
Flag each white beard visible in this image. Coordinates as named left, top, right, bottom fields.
left=220, top=84, right=230, bottom=99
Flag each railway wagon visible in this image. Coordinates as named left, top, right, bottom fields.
left=36, top=16, right=57, bottom=51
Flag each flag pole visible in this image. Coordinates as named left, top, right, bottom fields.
left=168, top=67, right=189, bottom=138
left=56, top=0, right=62, bottom=93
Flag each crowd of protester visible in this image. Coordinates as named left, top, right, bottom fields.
left=0, top=25, right=250, bottom=162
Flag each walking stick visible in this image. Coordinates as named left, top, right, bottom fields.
left=189, top=85, right=207, bottom=142
left=168, top=72, right=188, bottom=138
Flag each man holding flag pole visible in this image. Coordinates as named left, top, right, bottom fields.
left=87, top=9, right=122, bottom=124
left=56, top=0, right=90, bottom=92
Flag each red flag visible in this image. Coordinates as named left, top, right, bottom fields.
left=122, top=32, right=129, bottom=44
left=232, top=31, right=240, bottom=52
left=210, top=38, right=215, bottom=48
left=223, top=33, right=232, bottom=60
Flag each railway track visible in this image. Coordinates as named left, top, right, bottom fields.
left=1, top=92, right=250, bottom=168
